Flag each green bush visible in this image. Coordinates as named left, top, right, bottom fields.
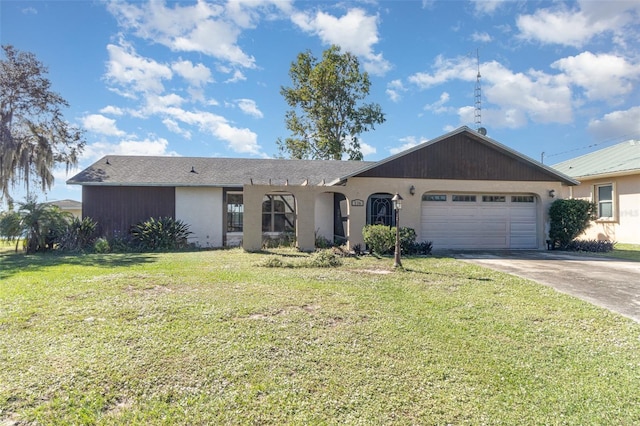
left=57, top=217, right=97, bottom=252
left=399, top=227, right=417, bottom=254
left=130, top=217, right=192, bottom=251
left=362, top=224, right=395, bottom=255
left=259, top=256, right=292, bottom=268
left=93, top=237, right=110, bottom=253
left=549, top=199, right=597, bottom=249
left=565, top=239, right=615, bottom=253
left=262, top=232, right=296, bottom=249
left=306, top=249, right=342, bottom=268
left=315, top=234, right=333, bottom=249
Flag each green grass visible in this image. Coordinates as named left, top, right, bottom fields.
left=1, top=249, right=639, bottom=424
left=606, top=243, right=640, bottom=261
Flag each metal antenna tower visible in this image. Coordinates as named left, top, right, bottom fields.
left=474, top=49, right=482, bottom=131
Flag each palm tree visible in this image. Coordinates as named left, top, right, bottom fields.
left=0, top=196, right=72, bottom=253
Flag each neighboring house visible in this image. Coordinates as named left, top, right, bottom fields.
left=552, top=140, right=640, bottom=244
left=44, top=199, right=82, bottom=219
left=67, top=126, right=577, bottom=251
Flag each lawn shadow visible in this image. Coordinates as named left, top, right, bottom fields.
left=0, top=251, right=158, bottom=280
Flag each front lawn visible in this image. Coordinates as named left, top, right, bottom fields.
left=606, top=243, right=640, bottom=262
left=1, top=249, right=639, bottom=424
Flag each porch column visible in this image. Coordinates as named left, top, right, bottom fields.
left=294, top=189, right=316, bottom=252
left=242, top=185, right=264, bottom=251
left=347, top=199, right=367, bottom=250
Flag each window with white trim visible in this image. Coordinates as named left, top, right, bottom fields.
left=596, top=184, right=613, bottom=219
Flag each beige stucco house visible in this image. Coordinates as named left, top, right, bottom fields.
left=44, top=199, right=82, bottom=219
left=68, top=127, right=577, bottom=251
left=552, top=140, right=640, bottom=244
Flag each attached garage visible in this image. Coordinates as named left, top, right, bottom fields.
left=421, top=193, right=538, bottom=249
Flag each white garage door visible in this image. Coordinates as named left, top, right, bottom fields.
left=421, top=194, right=538, bottom=249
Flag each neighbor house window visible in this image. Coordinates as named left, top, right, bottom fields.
left=226, top=193, right=243, bottom=232
left=262, top=194, right=295, bottom=233
left=596, top=184, right=613, bottom=219
left=452, top=195, right=477, bottom=202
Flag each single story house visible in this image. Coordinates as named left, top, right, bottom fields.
left=552, top=140, right=640, bottom=244
left=44, top=199, right=82, bottom=219
left=67, top=126, right=578, bottom=251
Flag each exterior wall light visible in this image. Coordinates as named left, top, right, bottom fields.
left=548, top=189, right=555, bottom=198
left=409, top=185, right=416, bottom=196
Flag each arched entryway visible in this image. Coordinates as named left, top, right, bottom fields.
left=315, top=192, right=348, bottom=245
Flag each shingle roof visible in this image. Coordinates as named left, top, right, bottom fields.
left=67, top=156, right=375, bottom=187
left=551, top=140, right=640, bottom=178
left=44, top=199, right=82, bottom=209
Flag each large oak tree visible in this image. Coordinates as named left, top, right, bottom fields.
left=278, top=45, right=385, bottom=161
left=1, top=45, right=85, bottom=203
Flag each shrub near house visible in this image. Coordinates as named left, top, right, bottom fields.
left=548, top=199, right=598, bottom=249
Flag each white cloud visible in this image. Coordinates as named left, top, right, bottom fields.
left=551, top=52, right=640, bottom=103
left=409, top=56, right=574, bottom=127
left=408, top=55, right=477, bottom=89
left=471, top=0, right=509, bottom=15
left=235, top=99, right=263, bottom=119
left=424, top=92, right=451, bottom=114
left=471, top=31, right=492, bottom=43
left=99, top=105, right=124, bottom=116
left=516, top=1, right=640, bottom=48
left=588, top=106, right=640, bottom=141
left=81, top=114, right=126, bottom=137
left=225, top=70, right=247, bottom=83
left=360, top=142, right=377, bottom=157
left=105, top=42, right=172, bottom=95
left=225, top=0, right=293, bottom=28
left=171, top=60, right=213, bottom=86
left=159, top=107, right=262, bottom=155
left=162, top=118, right=192, bottom=139
left=389, top=136, right=426, bottom=155
left=291, top=8, right=391, bottom=76
left=82, top=137, right=173, bottom=161
left=107, top=0, right=257, bottom=68
left=386, top=79, right=406, bottom=102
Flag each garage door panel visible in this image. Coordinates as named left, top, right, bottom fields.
left=421, top=194, right=537, bottom=249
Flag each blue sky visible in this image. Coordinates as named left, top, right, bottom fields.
left=2, top=0, right=640, bottom=204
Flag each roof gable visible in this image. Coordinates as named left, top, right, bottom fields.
left=348, top=127, right=577, bottom=184
left=552, top=140, right=640, bottom=178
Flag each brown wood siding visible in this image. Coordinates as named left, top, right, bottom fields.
left=82, top=186, right=175, bottom=237
left=356, top=133, right=558, bottom=181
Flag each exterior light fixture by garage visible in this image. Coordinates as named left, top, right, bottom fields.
left=548, top=189, right=555, bottom=198
left=409, top=185, right=416, bottom=196
left=392, top=193, right=403, bottom=268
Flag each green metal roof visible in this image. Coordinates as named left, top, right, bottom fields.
left=552, top=140, right=640, bottom=178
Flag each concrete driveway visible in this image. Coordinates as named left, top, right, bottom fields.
left=449, top=250, right=640, bottom=323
